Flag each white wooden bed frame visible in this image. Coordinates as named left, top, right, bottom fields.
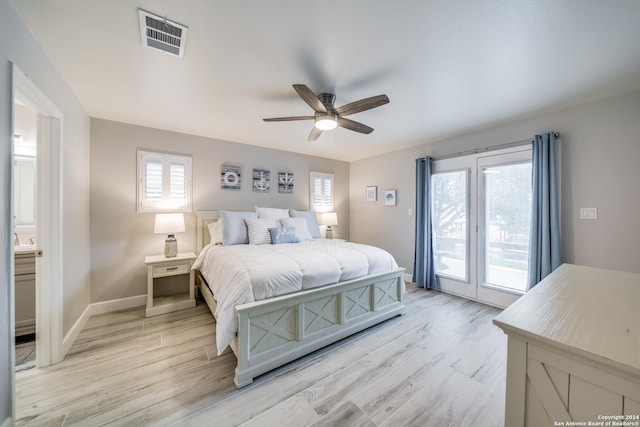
left=195, top=211, right=406, bottom=388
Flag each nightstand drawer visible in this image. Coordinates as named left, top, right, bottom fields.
left=153, top=263, right=190, bottom=277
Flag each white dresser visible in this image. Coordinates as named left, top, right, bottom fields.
left=493, top=264, right=640, bottom=427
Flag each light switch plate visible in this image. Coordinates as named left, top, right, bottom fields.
left=580, top=208, right=598, bottom=219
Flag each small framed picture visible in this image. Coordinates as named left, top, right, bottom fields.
left=253, top=168, right=271, bottom=192
left=383, top=189, right=397, bottom=206
left=278, top=171, right=294, bottom=193
left=365, top=186, right=377, bottom=202
left=221, top=164, right=241, bottom=190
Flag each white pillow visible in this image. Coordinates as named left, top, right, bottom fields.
left=279, top=217, right=313, bottom=241
left=245, top=218, right=279, bottom=245
left=255, top=206, right=290, bottom=220
left=220, top=210, right=259, bottom=245
left=289, top=209, right=321, bottom=238
left=207, top=219, right=224, bottom=245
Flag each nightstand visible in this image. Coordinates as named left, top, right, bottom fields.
left=144, top=252, right=197, bottom=317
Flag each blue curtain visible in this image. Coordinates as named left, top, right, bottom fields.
left=413, top=157, right=438, bottom=289
left=527, top=133, right=562, bottom=289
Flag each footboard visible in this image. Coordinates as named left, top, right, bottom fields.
left=233, top=268, right=406, bottom=388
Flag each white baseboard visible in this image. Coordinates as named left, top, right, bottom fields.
left=60, top=294, right=146, bottom=359
left=90, top=294, right=146, bottom=316
left=15, top=319, right=36, bottom=336
left=403, top=272, right=412, bottom=283
left=62, top=304, right=91, bottom=358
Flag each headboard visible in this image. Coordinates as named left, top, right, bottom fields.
left=195, top=211, right=221, bottom=254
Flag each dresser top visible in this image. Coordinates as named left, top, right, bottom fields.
left=493, top=263, right=640, bottom=374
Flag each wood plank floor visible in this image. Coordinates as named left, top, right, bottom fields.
left=15, top=284, right=507, bottom=426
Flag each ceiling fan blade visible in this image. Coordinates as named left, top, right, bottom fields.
left=308, top=126, right=323, bottom=141
left=293, top=84, right=327, bottom=113
left=335, top=94, right=389, bottom=117
left=263, top=116, right=314, bottom=122
left=337, top=117, right=374, bottom=134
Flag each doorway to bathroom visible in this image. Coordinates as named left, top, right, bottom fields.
left=12, top=64, right=64, bottom=372
left=13, top=97, right=38, bottom=370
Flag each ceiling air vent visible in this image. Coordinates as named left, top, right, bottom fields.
left=138, top=9, right=188, bottom=58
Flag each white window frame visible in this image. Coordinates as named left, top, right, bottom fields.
left=309, top=171, right=334, bottom=212
left=137, top=150, right=192, bottom=213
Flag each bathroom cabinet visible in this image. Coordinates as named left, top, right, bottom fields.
left=15, top=249, right=36, bottom=336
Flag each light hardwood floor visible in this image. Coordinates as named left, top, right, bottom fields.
left=15, top=337, right=36, bottom=370
left=15, top=284, right=507, bottom=426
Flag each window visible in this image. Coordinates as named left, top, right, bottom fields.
left=137, top=150, right=192, bottom=213
left=310, top=171, right=334, bottom=212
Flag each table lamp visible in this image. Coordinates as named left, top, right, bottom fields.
left=321, top=212, right=338, bottom=239
left=154, top=213, right=185, bottom=257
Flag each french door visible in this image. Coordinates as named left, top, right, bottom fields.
left=431, top=146, right=532, bottom=307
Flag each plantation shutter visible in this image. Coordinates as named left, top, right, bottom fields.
left=310, top=172, right=334, bottom=211
left=138, top=150, right=192, bottom=212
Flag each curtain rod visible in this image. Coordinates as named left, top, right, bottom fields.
left=426, top=132, right=560, bottom=161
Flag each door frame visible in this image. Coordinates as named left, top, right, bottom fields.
left=432, top=145, right=532, bottom=308
left=12, top=64, right=64, bottom=367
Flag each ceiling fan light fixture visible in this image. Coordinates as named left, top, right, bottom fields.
left=315, top=113, right=338, bottom=130
left=263, top=84, right=389, bottom=141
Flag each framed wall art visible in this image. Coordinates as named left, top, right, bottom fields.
left=278, top=171, right=294, bottom=193
left=383, top=189, right=397, bottom=206
left=365, top=186, right=377, bottom=202
left=253, top=168, right=271, bottom=192
left=221, top=164, right=241, bottom=190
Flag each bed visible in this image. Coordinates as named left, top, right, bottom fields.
left=193, top=210, right=406, bottom=388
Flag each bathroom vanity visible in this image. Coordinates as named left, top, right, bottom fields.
left=14, top=247, right=36, bottom=336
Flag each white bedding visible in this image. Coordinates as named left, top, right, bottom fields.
left=192, top=239, right=400, bottom=355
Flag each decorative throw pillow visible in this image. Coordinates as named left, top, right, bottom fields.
left=279, top=217, right=313, bottom=241
left=255, top=206, right=290, bottom=220
left=269, top=227, right=299, bottom=244
left=207, top=219, right=224, bottom=245
left=220, top=210, right=258, bottom=245
left=289, top=209, right=321, bottom=238
left=245, top=218, right=279, bottom=245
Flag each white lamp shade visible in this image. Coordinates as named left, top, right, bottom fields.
left=321, top=212, right=338, bottom=227
left=154, top=213, right=185, bottom=234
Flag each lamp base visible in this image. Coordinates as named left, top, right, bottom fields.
left=326, top=226, right=333, bottom=240
left=164, top=234, right=178, bottom=257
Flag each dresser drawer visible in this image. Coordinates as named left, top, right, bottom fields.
left=15, top=255, right=36, bottom=276
left=153, top=262, right=190, bottom=277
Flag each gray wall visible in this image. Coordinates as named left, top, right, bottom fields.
left=1, top=0, right=91, bottom=422
left=350, top=91, right=640, bottom=275
left=90, top=119, right=350, bottom=303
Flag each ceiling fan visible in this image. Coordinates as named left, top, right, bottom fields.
left=263, top=84, right=389, bottom=141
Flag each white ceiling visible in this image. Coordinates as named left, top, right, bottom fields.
left=11, top=0, right=640, bottom=161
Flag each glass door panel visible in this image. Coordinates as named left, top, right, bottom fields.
left=432, top=170, right=468, bottom=282
left=482, top=162, right=531, bottom=292
left=431, top=156, right=476, bottom=300
left=477, top=149, right=532, bottom=307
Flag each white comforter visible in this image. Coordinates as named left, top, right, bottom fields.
left=192, top=239, right=399, bottom=355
